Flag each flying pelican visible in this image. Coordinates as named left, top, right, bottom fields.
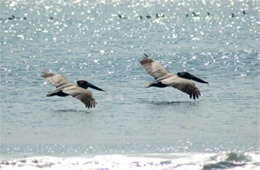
left=41, top=71, right=104, bottom=108
left=140, top=54, right=208, bottom=99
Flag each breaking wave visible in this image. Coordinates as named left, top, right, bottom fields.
left=1, top=152, right=259, bottom=170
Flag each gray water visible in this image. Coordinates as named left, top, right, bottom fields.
left=0, top=0, right=259, bottom=169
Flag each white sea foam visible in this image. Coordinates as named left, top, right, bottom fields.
left=1, top=152, right=259, bottom=170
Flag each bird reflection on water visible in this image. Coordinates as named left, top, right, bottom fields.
left=150, top=101, right=197, bottom=107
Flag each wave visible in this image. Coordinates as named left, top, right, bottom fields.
left=0, top=152, right=259, bottom=170
left=202, top=152, right=259, bottom=170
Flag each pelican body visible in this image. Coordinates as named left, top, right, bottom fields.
left=41, top=72, right=104, bottom=108
left=140, top=54, right=208, bottom=99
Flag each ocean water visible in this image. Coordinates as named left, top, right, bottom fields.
left=0, top=0, right=259, bottom=169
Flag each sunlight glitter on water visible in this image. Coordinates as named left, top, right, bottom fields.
left=0, top=1, right=259, bottom=169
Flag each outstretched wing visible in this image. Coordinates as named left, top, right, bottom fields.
left=41, top=71, right=70, bottom=88
left=161, top=75, right=201, bottom=99
left=62, top=86, right=97, bottom=108
left=140, top=55, right=170, bottom=79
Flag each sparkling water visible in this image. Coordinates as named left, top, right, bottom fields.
left=0, top=0, right=259, bottom=169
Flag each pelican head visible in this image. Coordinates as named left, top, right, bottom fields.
left=77, top=80, right=105, bottom=91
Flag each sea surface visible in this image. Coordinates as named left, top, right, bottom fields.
left=0, top=0, right=259, bottom=169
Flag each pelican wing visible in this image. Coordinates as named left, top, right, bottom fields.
left=140, top=57, right=170, bottom=79
left=41, top=71, right=70, bottom=88
left=161, top=76, right=201, bottom=99
left=62, top=86, right=96, bottom=108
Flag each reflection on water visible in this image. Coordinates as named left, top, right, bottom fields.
left=55, top=109, right=92, bottom=114
left=150, top=101, right=196, bottom=106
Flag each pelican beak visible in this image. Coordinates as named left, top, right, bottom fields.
left=87, top=82, right=105, bottom=92
left=188, top=74, right=208, bottom=84
left=177, top=72, right=208, bottom=84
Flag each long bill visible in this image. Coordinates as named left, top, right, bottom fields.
left=87, top=82, right=105, bottom=91
left=188, top=74, right=208, bottom=84
left=177, top=72, right=208, bottom=84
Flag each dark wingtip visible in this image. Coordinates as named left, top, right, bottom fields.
left=140, top=54, right=153, bottom=65
left=144, top=54, right=149, bottom=58
left=41, top=71, right=54, bottom=78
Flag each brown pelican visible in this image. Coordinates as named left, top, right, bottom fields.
left=140, top=54, right=208, bottom=99
left=41, top=72, right=104, bottom=108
